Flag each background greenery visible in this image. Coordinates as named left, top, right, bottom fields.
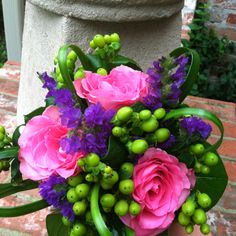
left=0, top=2, right=7, bottom=68
left=182, top=2, right=236, bottom=103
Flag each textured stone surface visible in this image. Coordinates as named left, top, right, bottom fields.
left=17, top=1, right=183, bottom=123
left=28, top=0, right=184, bottom=22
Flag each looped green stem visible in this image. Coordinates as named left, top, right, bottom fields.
left=164, top=107, right=224, bottom=152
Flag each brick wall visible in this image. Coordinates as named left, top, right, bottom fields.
left=182, top=0, right=236, bottom=42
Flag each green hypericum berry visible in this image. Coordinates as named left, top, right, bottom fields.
left=57, top=74, right=64, bottom=83
left=178, top=212, right=191, bottom=226
left=70, top=230, right=77, bottom=236
left=120, top=162, right=134, bottom=176
left=0, top=161, right=3, bottom=171
left=2, top=161, right=10, bottom=171
left=104, top=166, right=112, bottom=174
left=67, top=50, right=77, bottom=63
left=77, top=159, right=85, bottom=167
left=67, top=59, right=75, bottom=71
left=204, top=152, right=219, bottom=166
left=62, top=216, right=71, bottom=226
left=89, top=40, right=96, bottom=49
left=141, top=116, right=159, bottom=133
left=112, top=127, right=123, bottom=137
left=197, top=193, right=212, bottom=208
left=100, top=193, right=116, bottom=208
left=185, top=224, right=194, bottom=234
left=191, top=143, right=205, bottom=156
left=155, top=128, right=170, bottom=143
left=200, top=223, right=211, bottom=235
left=114, top=200, right=129, bottom=216
left=0, top=125, right=5, bottom=134
left=153, top=108, right=166, bottom=120
left=194, top=161, right=202, bottom=173
left=85, top=174, right=94, bottom=182
left=0, top=133, right=5, bottom=142
left=97, top=68, right=107, bottom=76
left=139, top=110, right=152, bottom=121
left=74, top=70, right=85, bottom=80
left=85, top=153, right=100, bottom=167
left=192, top=209, right=207, bottom=225
left=110, top=33, right=120, bottom=43
left=119, top=179, right=134, bottom=195
left=131, top=139, right=148, bottom=154
left=93, top=34, right=106, bottom=48
left=103, top=171, right=119, bottom=185
left=129, top=201, right=141, bottom=216
left=117, top=107, right=133, bottom=122
left=75, top=184, right=90, bottom=199
left=182, top=200, right=196, bottom=216
left=104, top=34, right=112, bottom=44
left=67, top=175, right=83, bottom=187
left=67, top=188, right=79, bottom=203
left=201, top=165, right=210, bottom=175
left=73, top=201, right=87, bottom=215
left=100, top=180, right=113, bottom=190
left=73, top=223, right=87, bottom=235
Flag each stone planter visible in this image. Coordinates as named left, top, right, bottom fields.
left=17, top=0, right=184, bottom=123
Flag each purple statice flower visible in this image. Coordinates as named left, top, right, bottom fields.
left=180, top=117, right=212, bottom=139
left=52, top=88, right=75, bottom=108
left=39, top=174, right=75, bottom=222
left=60, top=107, right=82, bottom=129
left=157, top=134, right=176, bottom=150
left=41, top=72, right=57, bottom=98
left=60, top=135, right=81, bottom=154
left=143, top=55, right=189, bottom=109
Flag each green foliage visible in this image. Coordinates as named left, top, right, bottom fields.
left=182, top=2, right=236, bottom=102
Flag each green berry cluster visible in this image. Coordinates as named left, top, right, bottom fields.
left=63, top=153, right=141, bottom=235
left=0, top=125, right=11, bottom=149
left=178, top=192, right=212, bottom=235
left=89, top=33, right=120, bottom=60
left=190, top=143, right=219, bottom=175
left=112, top=107, right=169, bottom=155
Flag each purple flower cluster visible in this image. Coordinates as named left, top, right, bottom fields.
left=157, top=134, right=176, bottom=150
left=143, top=56, right=189, bottom=110
left=39, top=175, right=74, bottom=221
left=180, top=116, right=212, bottom=139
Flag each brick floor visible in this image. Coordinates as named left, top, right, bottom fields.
left=0, top=62, right=236, bottom=235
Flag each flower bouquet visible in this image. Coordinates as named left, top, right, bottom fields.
left=0, top=33, right=228, bottom=236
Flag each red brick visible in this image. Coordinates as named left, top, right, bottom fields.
left=209, top=120, right=236, bottom=139
left=227, top=13, right=236, bottom=25
left=0, top=78, right=19, bottom=96
left=181, top=29, right=190, bottom=40
left=217, top=184, right=236, bottom=210
left=223, top=160, right=236, bottom=182
left=0, top=94, right=17, bottom=113
left=215, top=27, right=236, bottom=42
left=0, top=111, right=17, bottom=134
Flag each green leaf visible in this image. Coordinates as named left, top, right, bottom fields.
left=164, top=107, right=224, bottom=152
left=11, top=157, right=22, bottom=184
left=90, top=184, right=112, bottom=236
left=0, top=199, right=48, bottom=217
left=86, top=54, right=107, bottom=72
left=195, top=150, right=228, bottom=208
left=102, top=136, right=128, bottom=168
left=46, top=213, right=69, bottom=236
left=170, top=47, right=200, bottom=103
left=24, top=106, right=46, bottom=123
left=0, top=147, right=19, bottom=161
left=131, top=102, right=147, bottom=112
left=178, top=151, right=195, bottom=168
left=109, top=55, right=142, bottom=71
left=12, top=125, right=23, bottom=146
left=0, top=180, right=38, bottom=199
left=58, top=45, right=88, bottom=111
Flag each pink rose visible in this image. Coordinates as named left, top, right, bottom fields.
left=122, top=148, right=195, bottom=236
left=74, top=65, right=148, bottom=110
left=18, top=106, right=84, bottom=181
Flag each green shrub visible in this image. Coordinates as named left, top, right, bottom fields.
left=182, top=2, right=236, bottom=103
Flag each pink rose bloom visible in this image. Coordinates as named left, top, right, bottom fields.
left=74, top=65, right=148, bottom=110
left=122, top=148, right=196, bottom=236
left=18, top=106, right=84, bottom=181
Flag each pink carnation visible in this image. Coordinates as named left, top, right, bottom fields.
left=74, top=65, right=148, bottom=110
left=122, top=148, right=195, bottom=236
left=18, top=106, right=84, bottom=181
